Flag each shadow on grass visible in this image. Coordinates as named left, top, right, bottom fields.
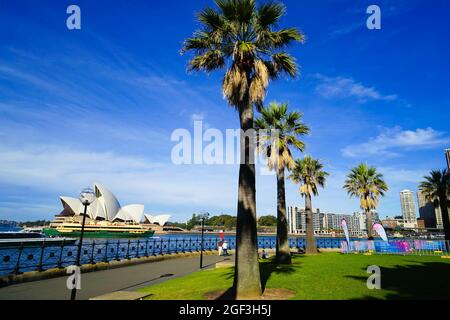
left=260, top=258, right=298, bottom=291
left=210, top=258, right=300, bottom=300
left=347, top=261, right=450, bottom=300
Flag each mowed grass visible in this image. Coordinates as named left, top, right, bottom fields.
left=138, top=253, right=450, bottom=300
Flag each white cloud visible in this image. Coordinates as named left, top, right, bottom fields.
left=0, top=142, right=240, bottom=220
left=342, top=126, right=450, bottom=158
left=314, top=74, right=397, bottom=103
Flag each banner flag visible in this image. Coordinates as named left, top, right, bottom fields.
left=373, top=223, right=388, bottom=242
left=341, top=219, right=350, bottom=243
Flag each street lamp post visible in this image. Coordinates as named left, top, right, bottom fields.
left=71, top=187, right=95, bottom=301
left=199, top=212, right=209, bottom=269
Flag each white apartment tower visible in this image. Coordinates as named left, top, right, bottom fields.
left=400, top=189, right=417, bottom=224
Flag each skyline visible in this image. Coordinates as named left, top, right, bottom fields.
left=1, top=0, right=450, bottom=222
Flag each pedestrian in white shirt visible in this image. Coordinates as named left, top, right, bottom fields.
left=218, top=240, right=223, bottom=256
left=222, top=241, right=228, bottom=255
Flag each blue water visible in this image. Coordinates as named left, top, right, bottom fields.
left=0, top=226, right=22, bottom=232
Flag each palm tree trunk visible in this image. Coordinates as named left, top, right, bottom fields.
left=233, top=101, right=261, bottom=299
left=439, top=194, right=450, bottom=249
left=276, top=166, right=291, bottom=264
left=305, top=194, right=317, bottom=254
left=366, top=209, right=373, bottom=239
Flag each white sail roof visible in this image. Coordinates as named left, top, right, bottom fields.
left=144, top=214, right=171, bottom=226
left=59, top=183, right=144, bottom=223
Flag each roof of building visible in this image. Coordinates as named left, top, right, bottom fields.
left=59, top=183, right=144, bottom=224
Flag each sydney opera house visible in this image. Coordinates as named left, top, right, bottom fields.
left=56, top=183, right=170, bottom=226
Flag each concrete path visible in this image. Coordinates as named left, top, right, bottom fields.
left=0, top=253, right=232, bottom=300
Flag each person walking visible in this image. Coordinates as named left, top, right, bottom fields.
left=218, top=240, right=223, bottom=256
left=222, top=240, right=228, bottom=256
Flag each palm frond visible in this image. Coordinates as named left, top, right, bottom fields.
left=271, top=53, right=298, bottom=77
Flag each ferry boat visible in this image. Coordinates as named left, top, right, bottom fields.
left=43, top=219, right=155, bottom=238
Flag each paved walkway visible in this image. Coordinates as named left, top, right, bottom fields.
left=0, top=254, right=232, bottom=300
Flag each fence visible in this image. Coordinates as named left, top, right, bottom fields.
left=341, top=239, right=450, bottom=256
left=4, top=237, right=444, bottom=276
left=0, top=237, right=348, bottom=276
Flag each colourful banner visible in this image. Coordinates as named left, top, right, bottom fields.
left=372, top=223, right=388, bottom=242
left=341, top=219, right=350, bottom=243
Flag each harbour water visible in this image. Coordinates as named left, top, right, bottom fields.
left=0, top=226, right=22, bottom=233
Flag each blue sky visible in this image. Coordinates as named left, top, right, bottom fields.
left=0, top=0, right=449, bottom=222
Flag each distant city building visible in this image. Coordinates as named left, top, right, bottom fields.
left=287, top=206, right=367, bottom=236
left=417, top=190, right=443, bottom=229
left=417, top=219, right=426, bottom=229
left=400, top=189, right=417, bottom=225
left=381, top=217, right=400, bottom=230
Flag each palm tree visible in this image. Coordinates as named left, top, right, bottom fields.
left=343, top=163, right=388, bottom=239
left=255, top=102, right=309, bottom=264
left=419, top=170, right=450, bottom=244
left=182, top=0, right=303, bottom=299
left=289, top=156, right=328, bottom=254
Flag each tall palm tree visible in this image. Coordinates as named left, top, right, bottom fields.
left=182, top=0, right=303, bottom=299
left=343, top=163, right=388, bottom=239
left=419, top=170, right=450, bottom=244
left=255, top=102, right=309, bottom=264
left=289, top=156, right=328, bottom=254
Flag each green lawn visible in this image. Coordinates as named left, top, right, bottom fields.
left=138, top=253, right=450, bottom=300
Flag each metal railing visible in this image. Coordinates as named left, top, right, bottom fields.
left=4, top=236, right=443, bottom=276
left=341, top=239, right=450, bottom=256
left=0, top=237, right=347, bottom=276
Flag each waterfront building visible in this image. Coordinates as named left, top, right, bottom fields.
left=381, top=217, right=400, bottom=230
left=57, top=182, right=145, bottom=223
left=417, top=190, right=443, bottom=229
left=400, top=189, right=417, bottom=225
left=417, top=219, right=426, bottom=229
left=287, top=206, right=367, bottom=236
left=142, top=214, right=176, bottom=232
left=143, top=214, right=171, bottom=226
left=45, top=183, right=157, bottom=238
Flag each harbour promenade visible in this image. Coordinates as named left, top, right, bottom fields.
left=0, top=253, right=229, bottom=300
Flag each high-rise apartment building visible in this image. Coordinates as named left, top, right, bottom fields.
left=417, top=190, right=443, bottom=229
left=400, top=189, right=417, bottom=224
left=287, top=206, right=367, bottom=236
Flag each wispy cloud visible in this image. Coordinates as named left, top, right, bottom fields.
left=0, top=141, right=239, bottom=220
left=341, top=126, right=450, bottom=158
left=313, top=74, right=398, bottom=103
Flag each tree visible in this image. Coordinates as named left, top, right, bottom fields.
left=419, top=170, right=450, bottom=243
left=182, top=0, right=303, bottom=299
left=343, top=163, right=388, bottom=239
left=186, top=214, right=202, bottom=230
left=255, top=102, right=309, bottom=263
left=208, top=214, right=237, bottom=230
left=257, top=215, right=277, bottom=226
left=289, top=156, right=328, bottom=254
